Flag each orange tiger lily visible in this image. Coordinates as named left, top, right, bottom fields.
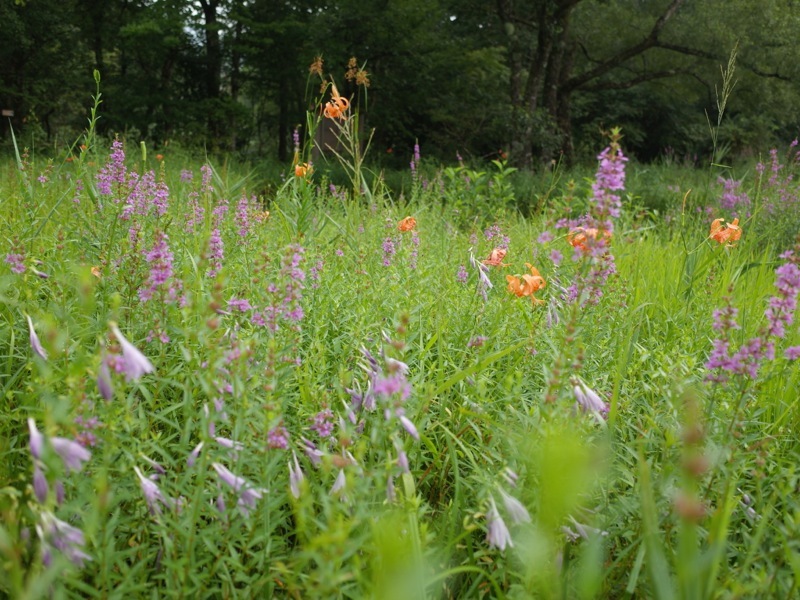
left=398, top=216, right=416, bottom=232
left=295, top=162, right=313, bottom=178
left=323, top=82, right=350, bottom=119
left=709, top=217, right=741, bottom=246
left=482, top=247, right=509, bottom=267
left=506, top=263, right=546, bottom=305
left=567, top=227, right=611, bottom=252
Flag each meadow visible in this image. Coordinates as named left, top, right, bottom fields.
left=2, top=94, right=800, bottom=599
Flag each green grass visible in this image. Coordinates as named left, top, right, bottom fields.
left=1, top=128, right=799, bottom=599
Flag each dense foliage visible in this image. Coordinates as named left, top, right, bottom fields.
left=2, top=0, right=800, bottom=165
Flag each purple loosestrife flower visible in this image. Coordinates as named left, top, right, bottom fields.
left=485, top=497, right=513, bottom=551
left=207, top=228, right=224, bottom=278
left=785, top=346, right=800, bottom=360
left=37, top=512, right=91, bottom=567
left=382, top=236, right=396, bottom=266
left=212, top=463, right=265, bottom=517
left=457, top=264, right=468, bottom=283
left=235, top=193, right=253, bottom=238
left=5, top=252, right=26, bottom=274
left=110, top=323, right=155, bottom=380
left=484, top=225, right=510, bottom=249
left=310, top=408, right=335, bottom=438
left=267, top=425, right=290, bottom=450
left=133, top=466, right=170, bottom=515
left=139, top=232, right=174, bottom=302
left=96, top=138, right=127, bottom=197
left=26, top=315, right=48, bottom=360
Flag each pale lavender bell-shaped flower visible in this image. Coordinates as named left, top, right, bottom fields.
left=499, top=489, right=531, bottom=524
left=97, top=360, right=113, bottom=401
left=212, top=462, right=265, bottom=517
left=486, top=497, right=513, bottom=551
left=28, top=418, right=44, bottom=459
left=572, top=377, right=609, bottom=417
left=187, top=442, right=204, bottom=467
left=28, top=419, right=91, bottom=473
left=50, top=437, right=92, bottom=473
left=26, top=315, right=48, bottom=360
left=288, top=452, right=304, bottom=499
left=134, top=466, right=169, bottom=514
left=398, top=415, right=420, bottom=441
left=37, top=512, right=92, bottom=567
left=330, top=469, right=346, bottom=495
left=33, top=463, right=49, bottom=503
left=110, top=322, right=155, bottom=380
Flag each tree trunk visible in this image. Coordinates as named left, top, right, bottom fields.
left=199, top=0, right=222, bottom=143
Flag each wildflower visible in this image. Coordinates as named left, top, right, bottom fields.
left=482, top=248, right=509, bottom=267
left=109, top=323, right=155, bottom=380
left=398, top=415, right=420, bottom=440
left=133, top=466, right=169, bottom=515
left=457, top=264, right=468, bottom=283
left=572, top=377, right=609, bottom=416
left=26, top=315, right=48, bottom=360
left=37, top=512, right=92, bottom=567
left=709, top=217, right=742, bottom=246
left=267, top=424, right=290, bottom=450
left=469, top=250, right=493, bottom=291
left=785, top=346, right=800, bottom=360
left=567, top=227, right=611, bottom=253
left=331, top=469, right=347, bottom=495
left=28, top=419, right=44, bottom=459
left=310, top=408, right=335, bottom=438
left=97, top=360, right=113, bottom=401
left=33, top=464, right=49, bottom=503
left=398, top=216, right=417, bottom=232
left=323, top=82, right=349, bottom=119
left=499, top=489, right=531, bottom=524
left=138, top=232, right=174, bottom=302
left=5, top=252, right=25, bottom=274
left=295, top=162, right=313, bottom=178
left=485, top=497, right=513, bottom=551
left=187, top=442, right=204, bottom=467
left=288, top=452, right=304, bottom=499
left=212, top=463, right=266, bottom=517
left=506, top=263, right=546, bottom=304
left=50, top=437, right=92, bottom=473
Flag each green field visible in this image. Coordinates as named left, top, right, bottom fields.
left=2, top=116, right=800, bottom=599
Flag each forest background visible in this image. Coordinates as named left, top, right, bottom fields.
left=2, top=0, right=799, bottom=171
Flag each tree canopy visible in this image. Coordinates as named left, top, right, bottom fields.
left=1, top=0, right=799, bottom=166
